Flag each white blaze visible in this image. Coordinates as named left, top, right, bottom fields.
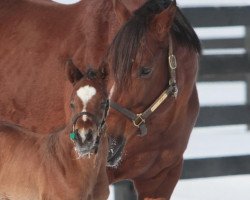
left=77, top=85, right=97, bottom=121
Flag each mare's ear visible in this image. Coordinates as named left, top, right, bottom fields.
left=151, top=1, right=177, bottom=40
left=113, top=0, right=132, bottom=24
left=66, top=60, right=83, bottom=84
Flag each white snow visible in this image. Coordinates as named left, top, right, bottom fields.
left=197, top=81, right=246, bottom=106
left=52, top=0, right=80, bottom=4
left=172, top=175, right=250, bottom=200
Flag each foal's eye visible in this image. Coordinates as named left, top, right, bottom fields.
left=70, top=102, right=75, bottom=109
left=138, top=66, right=152, bottom=77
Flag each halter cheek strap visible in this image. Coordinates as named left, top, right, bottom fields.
left=110, top=35, right=178, bottom=137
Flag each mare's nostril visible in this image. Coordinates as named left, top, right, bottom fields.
left=85, top=129, right=93, bottom=142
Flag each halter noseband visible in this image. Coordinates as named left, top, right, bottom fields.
left=70, top=99, right=109, bottom=142
left=110, top=35, right=178, bottom=137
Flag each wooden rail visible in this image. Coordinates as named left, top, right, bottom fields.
left=199, top=54, right=250, bottom=77
left=196, top=105, right=250, bottom=127
left=202, top=38, right=245, bottom=49
left=182, top=155, right=250, bottom=179
left=182, top=6, right=250, bottom=27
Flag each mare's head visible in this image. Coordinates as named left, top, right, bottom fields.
left=65, top=60, right=109, bottom=157
left=106, top=0, right=200, bottom=166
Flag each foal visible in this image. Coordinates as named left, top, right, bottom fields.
left=0, top=63, right=110, bottom=200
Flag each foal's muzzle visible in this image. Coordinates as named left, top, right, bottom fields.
left=70, top=112, right=105, bottom=155
left=70, top=100, right=109, bottom=155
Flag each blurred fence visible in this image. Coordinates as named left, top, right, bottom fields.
left=183, top=5, right=250, bottom=179
left=114, top=5, right=250, bottom=199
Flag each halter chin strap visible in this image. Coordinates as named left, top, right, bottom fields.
left=110, top=35, right=178, bottom=137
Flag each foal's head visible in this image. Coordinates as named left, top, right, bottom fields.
left=65, top=60, right=109, bottom=157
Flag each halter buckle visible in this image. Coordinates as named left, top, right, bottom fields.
left=168, top=54, right=177, bottom=70
left=133, top=114, right=145, bottom=128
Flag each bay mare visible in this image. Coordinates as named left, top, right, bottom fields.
left=0, top=64, right=110, bottom=200
left=0, top=0, right=200, bottom=199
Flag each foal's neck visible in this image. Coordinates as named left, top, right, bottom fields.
left=43, top=125, right=76, bottom=162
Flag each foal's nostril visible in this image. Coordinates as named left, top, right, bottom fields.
left=85, top=129, right=93, bottom=142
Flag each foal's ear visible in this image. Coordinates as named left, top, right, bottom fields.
left=151, top=1, right=177, bottom=40
left=113, top=0, right=132, bottom=24
left=66, top=60, right=83, bottom=84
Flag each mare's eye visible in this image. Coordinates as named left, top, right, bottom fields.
left=139, top=66, right=152, bottom=77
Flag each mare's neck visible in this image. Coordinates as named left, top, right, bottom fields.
left=63, top=0, right=120, bottom=71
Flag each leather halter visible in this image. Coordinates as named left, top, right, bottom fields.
left=110, top=36, right=178, bottom=137
left=70, top=100, right=109, bottom=142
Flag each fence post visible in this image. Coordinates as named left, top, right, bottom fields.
left=114, top=180, right=137, bottom=200
left=246, top=26, right=250, bottom=130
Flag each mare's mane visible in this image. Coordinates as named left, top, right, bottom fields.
left=109, top=0, right=201, bottom=87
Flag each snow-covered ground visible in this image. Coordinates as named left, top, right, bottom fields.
left=172, top=175, right=250, bottom=200
left=53, top=0, right=250, bottom=199
left=185, top=125, right=250, bottom=159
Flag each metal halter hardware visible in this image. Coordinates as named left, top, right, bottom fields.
left=133, top=114, right=145, bottom=128
left=110, top=35, right=178, bottom=137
